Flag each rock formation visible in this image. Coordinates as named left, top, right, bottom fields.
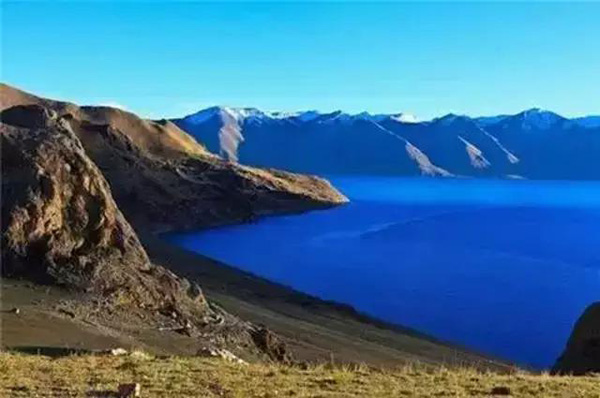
left=1, top=84, right=347, bottom=232
left=553, top=303, right=600, bottom=374
left=0, top=83, right=346, bottom=360
left=1, top=104, right=207, bottom=320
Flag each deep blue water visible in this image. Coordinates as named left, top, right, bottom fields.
left=166, top=177, right=600, bottom=369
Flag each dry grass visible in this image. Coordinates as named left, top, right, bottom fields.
left=0, top=352, right=599, bottom=397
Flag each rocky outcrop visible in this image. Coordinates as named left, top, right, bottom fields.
left=0, top=83, right=208, bottom=160
left=1, top=104, right=207, bottom=319
left=0, top=84, right=347, bottom=232
left=0, top=84, right=347, bottom=362
left=553, top=303, right=600, bottom=374
left=249, top=325, right=292, bottom=363
left=0, top=103, right=296, bottom=360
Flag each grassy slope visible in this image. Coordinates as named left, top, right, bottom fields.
left=1, top=352, right=598, bottom=398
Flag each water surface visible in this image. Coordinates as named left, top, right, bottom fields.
left=167, top=177, right=600, bottom=368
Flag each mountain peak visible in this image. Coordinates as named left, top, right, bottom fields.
left=433, top=113, right=471, bottom=126
left=520, top=108, right=561, bottom=117
left=180, top=106, right=595, bottom=130
left=183, top=106, right=223, bottom=124
left=293, top=110, right=321, bottom=122
left=389, top=113, right=419, bottom=123
left=517, top=108, right=564, bottom=130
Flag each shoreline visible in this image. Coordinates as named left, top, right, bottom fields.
left=139, top=230, right=518, bottom=371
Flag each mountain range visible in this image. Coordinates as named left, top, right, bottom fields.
left=172, top=108, right=600, bottom=180
left=2, top=83, right=597, bottom=374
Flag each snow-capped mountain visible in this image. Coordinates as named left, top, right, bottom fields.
left=172, top=107, right=600, bottom=180
left=511, top=108, right=565, bottom=131
left=181, top=107, right=419, bottom=126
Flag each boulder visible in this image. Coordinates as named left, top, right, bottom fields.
left=117, top=383, right=140, bottom=398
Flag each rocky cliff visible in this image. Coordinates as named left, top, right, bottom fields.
left=0, top=83, right=346, bottom=359
left=0, top=84, right=347, bottom=232
left=553, top=303, right=600, bottom=374
left=1, top=104, right=208, bottom=320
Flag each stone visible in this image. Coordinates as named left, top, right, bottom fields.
left=117, top=383, right=140, bottom=397
left=186, top=282, right=204, bottom=302
left=197, top=346, right=247, bottom=365
left=109, top=348, right=128, bottom=356
left=249, top=326, right=291, bottom=363
left=491, top=386, right=511, bottom=396
left=129, top=350, right=152, bottom=360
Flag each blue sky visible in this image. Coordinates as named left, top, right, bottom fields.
left=2, top=1, right=599, bottom=120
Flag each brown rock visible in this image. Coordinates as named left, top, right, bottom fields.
left=0, top=83, right=347, bottom=362
left=117, top=383, right=140, bottom=397
left=0, top=83, right=347, bottom=234
left=1, top=104, right=208, bottom=319
left=491, top=386, right=511, bottom=395
left=250, top=326, right=292, bottom=363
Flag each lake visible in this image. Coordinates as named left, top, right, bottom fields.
left=166, top=177, right=600, bottom=369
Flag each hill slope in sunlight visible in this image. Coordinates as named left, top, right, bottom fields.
left=1, top=352, right=599, bottom=398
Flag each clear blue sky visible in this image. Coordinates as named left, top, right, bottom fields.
left=2, top=1, right=599, bottom=119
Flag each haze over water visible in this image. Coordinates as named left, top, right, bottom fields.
left=167, top=177, right=600, bottom=368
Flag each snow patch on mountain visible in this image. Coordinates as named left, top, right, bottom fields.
left=404, top=141, right=453, bottom=177
left=390, top=113, right=419, bottom=123
left=183, top=106, right=595, bottom=132
left=458, top=136, right=491, bottom=169
left=182, top=106, right=421, bottom=126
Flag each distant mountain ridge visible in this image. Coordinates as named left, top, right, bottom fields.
left=183, top=107, right=422, bottom=126
left=172, top=107, right=600, bottom=180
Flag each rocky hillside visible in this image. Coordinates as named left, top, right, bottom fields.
left=1, top=103, right=209, bottom=324
left=173, top=107, right=600, bottom=180
left=1, top=84, right=346, bottom=233
left=0, top=83, right=346, bottom=360
left=553, top=302, right=600, bottom=375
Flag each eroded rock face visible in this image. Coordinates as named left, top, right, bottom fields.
left=0, top=84, right=347, bottom=362
left=553, top=303, right=600, bottom=374
left=1, top=105, right=207, bottom=316
left=249, top=325, right=292, bottom=363
left=66, top=115, right=347, bottom=232
left=0, top=84, right=347, bottom=233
